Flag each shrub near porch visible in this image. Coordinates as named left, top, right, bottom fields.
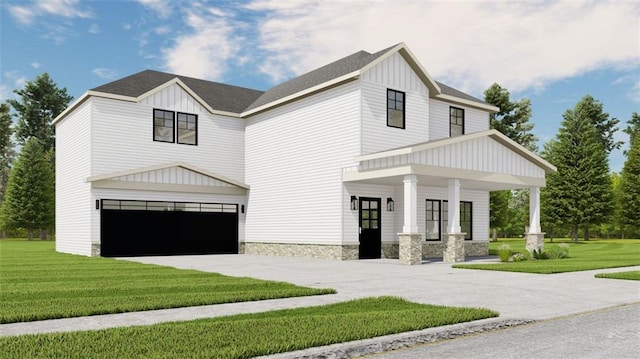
left=453, top=238, right=640, bottom=274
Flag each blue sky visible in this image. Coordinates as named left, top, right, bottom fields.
left=1, top=0, right=638, bottom=172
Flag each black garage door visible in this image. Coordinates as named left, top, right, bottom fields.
left=100, top=199, right=238, bottom=257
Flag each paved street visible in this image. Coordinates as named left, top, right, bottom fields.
left=367, top=303, right=640, bottom=359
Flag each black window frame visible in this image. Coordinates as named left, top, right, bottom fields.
left=449, top=106, right=465, bottom=137
left=176, top=112, right=198, bottom=145
left=153, top=109, right=175, bottom=143
left=426, top=199, right=472, bottom=240
left=153, top=109, right=198, bottom=146
left=425, top=199, right=441, bottom=241
left=386, top=89, right=405, bottom=129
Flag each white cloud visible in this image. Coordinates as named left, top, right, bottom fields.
left=8, top=0, right=92, bottom=25
left=162, top=8, right=239, bottom=80
left=154, top=26, right=171, bottom=35
left=123, top=23, right=132, bottom=30
left=30, top=62, right=42, bottom=69
left=246, top=0, right=640, bottom=94
left=137, top=0, right=172, bottom=18
left=89, top=23, right=100, bottom=34
left=92, top=68, right=119, bottom=80
left=0, top=71, right=28, bottom=101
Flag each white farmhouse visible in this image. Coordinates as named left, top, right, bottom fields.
left=54, top=43, right=555, bottom=264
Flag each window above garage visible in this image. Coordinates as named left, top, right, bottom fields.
left=102, top=199, right=237, bottom=213
left=153, top=109, right=198, bottom=145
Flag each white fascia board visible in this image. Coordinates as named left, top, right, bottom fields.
left=91, top=180, right=247, bottom=195
left=343, top=166, right=413, bottom=182
left=241, top=72, right=360, bottom=117
left=86, top=161, right=250, bottom=189
left=435, top=93, right=500, bottom=113
left=487, top=130, right=557, bottom=174
left=53, top=91, right=93, bottom=125
left=353, top=129, right=557, bottom=174
left=136, top=78, right=242, bottom=118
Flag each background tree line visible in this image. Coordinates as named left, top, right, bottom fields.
left=485, top=84, right=640, bottom=240
left=0, top=74, right=638, bottom=240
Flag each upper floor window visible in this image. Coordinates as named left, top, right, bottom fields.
left=450, top=107, right=465, bottom=137
left=387, top=89, right=405, bottom=129
left=177, top=112, right=197, bottom=145
left=153, top=109, right=198, bottom=145
left=154, top=109, right=174, bottom=143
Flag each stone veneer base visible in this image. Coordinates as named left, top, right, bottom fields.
left=398, top=234, right=423, bottom=265
left=443, top=233, right=467, bottom=262
left=525, top=233, right=545, bottom=253
left=241, top=242, right=359, bottom=260
left=240, top=241, right=488, bottom=261
left=91, top=243, right=100, bottom=257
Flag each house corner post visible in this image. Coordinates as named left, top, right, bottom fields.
left=444, top=178, right=465, bottom=263
left=525, top=187, right=545, bottom=253
left=399, top=175, right=421, bottom=265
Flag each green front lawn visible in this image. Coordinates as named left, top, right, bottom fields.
left=595, top=270, right=640, bottom=281
left=0, top=240, right=334, bottom=323
left=453, top=239, right=640, bottom=274
left=0, top=296, right=498, bottom=359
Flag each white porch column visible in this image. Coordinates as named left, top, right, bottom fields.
left=528, top=187, right=541, bottom=234
left=444, top=178, right=465, bottom=263
left=399, top=174, right=421, bottom=265
left=447, top=178, right=461, bottom=233
left=525, top=186, right=545, bottom=253
left=402, top=175, right=419, bottom=233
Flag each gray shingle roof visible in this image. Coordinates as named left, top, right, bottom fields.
left=244, top=44, right=398, bottom=112
left=91, top=70, right=264, bottom=114
left=90, top=46, right=489, bottom=114
left=436, top=81, right=488, bottom=105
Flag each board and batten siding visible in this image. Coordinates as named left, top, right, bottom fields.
left=55, top=99, right=93, bottom=256
left=245, top=81, right=361, bottom=245
left=90, top=188, right=246, bottom=246
left=393, top=185, right=489, bottom=242
left=90, top=88, right=245, bottom=182
left=361, top=135, right=545, bottom=179
left=429, top=98, right=490, bottom=141
left=360, top=52, right=430, bottom=154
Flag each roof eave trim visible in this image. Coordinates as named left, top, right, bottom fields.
left=241, top=71, right=360, bottom=117
left=53, top=91, right=93, bottom=125
left=86, top=161, right=250, bottom=189
left=354, top=129, right=557, bottom=174
left=435, top=94, right=500, bottom=113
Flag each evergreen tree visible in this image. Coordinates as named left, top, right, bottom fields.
left=541, top=103, right=614, bottom=241
left=7, top=73, right=73, bottom=152
left=1, top=138, right=55, bottom=240
left=573, top=95, right=621, bottom=154
left=0, top=103, right=15, bottom=203
left=484, top=83, right=538, bottom=238
left=484, top=83, right=538, bottom=151
left=619, top=115, right=640, bottom=234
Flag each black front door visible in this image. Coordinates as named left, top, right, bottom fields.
left=359, top=197, right=381, bottom=259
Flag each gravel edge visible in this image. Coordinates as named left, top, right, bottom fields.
left=257, top=318, right=534, bottom=359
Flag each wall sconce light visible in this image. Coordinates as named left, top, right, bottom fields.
left=241, top=205, right=245, bottom=214
left=387, top=197, right=395, bottom=212
left=350, top=196, right=358, bottom=211
left=96, top=200, right=100, bottom=210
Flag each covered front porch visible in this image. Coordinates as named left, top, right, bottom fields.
left=343, top=130, right=557, bottom=264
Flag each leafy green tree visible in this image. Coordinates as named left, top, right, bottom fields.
left=541, top=103, right=614, bottom=241
left=0, top=103, right=15, bottom=203
left=7, top=73, right=73, bottom=151
left=484, top=83, right=538, bottom=239
left=573, top=95, right=621, bottom=154
left=1, top=138, right=55, bottom=240
left=619, top=116, right=640, bottom=235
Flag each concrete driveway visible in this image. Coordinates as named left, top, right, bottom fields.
left=128, top=254, right=640, bottom=320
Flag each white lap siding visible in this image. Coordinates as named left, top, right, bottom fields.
left=429, top=99, right=490, bottom=141
left=361, top=52, right=430, bottom=154
left=245, top=82, right=361, bottom=245
left=56, top=100, right=93, bottom=256
left=90, top=92, right=245, bottom=182
left=392, top=185, right=489, bottom=242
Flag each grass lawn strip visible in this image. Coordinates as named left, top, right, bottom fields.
left=0, top=240, right=334, bottom=324
left=0, top=296, right=498, bottom=359
left=595, top=270, right=640, bottom=281
left=453, top=239, right=640, bottom=274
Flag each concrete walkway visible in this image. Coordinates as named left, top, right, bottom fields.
left=2, top=255, right=639, bottom=338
